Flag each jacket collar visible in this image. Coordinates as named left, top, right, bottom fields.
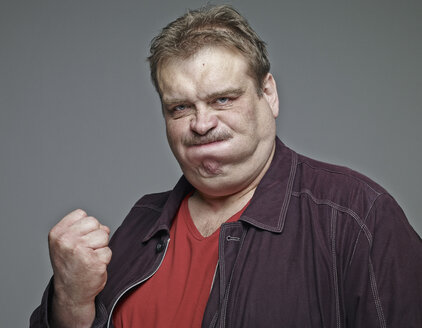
left=143, top=137, right=297, bottom=241
left=240, top=137, right=297, bottom=233
left=142, top=175, right=193, bottom=242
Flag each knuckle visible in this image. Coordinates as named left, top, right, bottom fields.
left=83, top=216, right=100, bottom=229
left=100, top=224, right=110, bottom=232
left=86, top=216, right=99, bottom=224
left=97, top=230, right=109, bottom=242
left=75, top=209, right=87, bottom=218
left=95, top=247, right=112, bottom=264
left=52, top=232, right=72, bottom=249
left=48, top=222, right=63, bottom=240
left=48, top=229, right=57, bottom=242
left=101, top=229, right=109, bottom=238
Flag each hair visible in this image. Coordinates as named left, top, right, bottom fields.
left=148, top=5, right=270, bottom=95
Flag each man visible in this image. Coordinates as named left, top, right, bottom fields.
left=31, top=5, right=422, bottom=328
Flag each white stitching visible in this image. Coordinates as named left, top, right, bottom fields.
left=331, top=208, right=342, bottom=328
left=369, top=258, right=387, bottom=328
left=349, top=193, right=384, bottom=266
left=292, top=189, right=387, bottom=328
left=291, top=189, right=373, bottom=246
left=299, top=161, right=382, bottom=196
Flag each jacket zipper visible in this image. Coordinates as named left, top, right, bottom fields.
left=106, top=237, right=171, bottom=328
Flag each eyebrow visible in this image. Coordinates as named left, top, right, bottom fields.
left=206, top=88, right=245, bottom=101
left=162, top=87, right=245, bottom=106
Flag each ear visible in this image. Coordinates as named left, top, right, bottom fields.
left=262, top=73, right=279, bottom=118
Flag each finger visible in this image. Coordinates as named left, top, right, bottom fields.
left=68, top=216, right=101, bottom=235
left=58, top=209, right=88, bottom=228
left=99, top=224, right=110, bottom=234
left=94, top=247, right=112, bottom=265
left=82, top=229, right=109, bottom=249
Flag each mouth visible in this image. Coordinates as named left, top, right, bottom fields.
left=181, top=134, right=233, bottom=165
left=191, top=138, right=227, bottom=147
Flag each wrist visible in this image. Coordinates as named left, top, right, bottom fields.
left=51, top=293, right=95, bottom=328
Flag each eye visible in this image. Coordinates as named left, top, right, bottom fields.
left=173, top=104, right=187, bottom=111
left=215, top=97, right=230, bottom=105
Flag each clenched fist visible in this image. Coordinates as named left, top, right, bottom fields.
left=48, top=209, right=112, bottom=328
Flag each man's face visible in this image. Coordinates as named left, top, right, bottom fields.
left=157, top=46, right=279, bottom=197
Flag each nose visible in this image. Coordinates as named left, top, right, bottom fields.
left=190, top=105, right=218, bottom=136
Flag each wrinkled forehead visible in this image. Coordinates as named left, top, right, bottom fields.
left=156, top=45, right=254, bottom=97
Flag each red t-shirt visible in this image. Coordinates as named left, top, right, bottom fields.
left=113, top=195, right=247, bottom=327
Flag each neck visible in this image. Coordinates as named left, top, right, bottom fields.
left=191, top=184, right=255, bottom=216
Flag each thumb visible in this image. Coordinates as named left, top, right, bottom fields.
left=94, top=247, right=112, bottom=265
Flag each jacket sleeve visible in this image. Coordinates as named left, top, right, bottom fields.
left=29, top=277, right=54, bottom=327
left=29, top=277, right=108, bottom=328
left=344, top=193, right=422, bottom=327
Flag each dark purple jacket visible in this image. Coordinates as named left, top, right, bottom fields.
left=31, top=138, right=422, bottom=327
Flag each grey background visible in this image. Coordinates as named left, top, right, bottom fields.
left=1, top=0, right=421, bottom=326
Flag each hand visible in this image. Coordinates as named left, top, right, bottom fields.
left=48, top=209, right=112, bottom=327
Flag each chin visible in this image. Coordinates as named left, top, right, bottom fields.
left=198, top=159, right=224, bottom=176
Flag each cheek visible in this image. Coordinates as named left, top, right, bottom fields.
left=165, top=121, right=186, bottom=152
left=233, top=98, right=260, bottom=126
left=229, top=108, right=258, bottom=134
left=165, top=119, right=180, bottom=137
left=166, top=130, right=182, bottom=162
left=165, top=124, right=177, bottom=150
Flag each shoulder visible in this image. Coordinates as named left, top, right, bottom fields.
left=111, top=190, right=173, bottom=239
left=132, top=190, right=173, bottom=212
left=292, top=152, right=389, bottom=221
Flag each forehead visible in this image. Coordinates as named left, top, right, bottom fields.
left=157, top=47, right=253, bottom=101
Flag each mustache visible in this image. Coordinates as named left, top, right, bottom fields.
left=183, top=131, right=233, bottom=146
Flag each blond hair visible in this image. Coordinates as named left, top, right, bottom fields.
left=148, top=5, right=270, bottom=95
